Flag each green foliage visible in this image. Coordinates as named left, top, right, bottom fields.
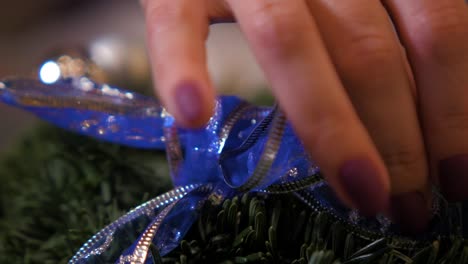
left=157, top=194, right=468, bottom=264
left=0, top=124, right=171, bottom=263
left=0, top=124, right=466, bottom=263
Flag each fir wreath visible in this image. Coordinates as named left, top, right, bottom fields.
left=0, top=60, right=467, bottom=263
left=0, top=125, right=467, bottom=263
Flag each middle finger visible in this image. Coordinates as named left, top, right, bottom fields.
left=227, top=0, right=391, bottom=216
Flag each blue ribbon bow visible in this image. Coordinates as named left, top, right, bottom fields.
left=0, top=64, right=450, bottom=263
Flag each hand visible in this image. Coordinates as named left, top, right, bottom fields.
left=140, top=0, right=468, bottom=232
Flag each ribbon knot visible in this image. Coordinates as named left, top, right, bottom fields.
left=0, top=61, right=451, bottom=264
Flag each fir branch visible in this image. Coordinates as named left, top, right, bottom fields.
left=158, top=194, right=467, bottom=264
left=0, top=124, right=466, bottom=263
left=0, top=124, right=171, bottom=263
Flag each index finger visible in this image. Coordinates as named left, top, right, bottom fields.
left=141, top=0, right=215, bottom=127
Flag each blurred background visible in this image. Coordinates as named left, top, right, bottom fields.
left=0, top=0, right=268, bottom=151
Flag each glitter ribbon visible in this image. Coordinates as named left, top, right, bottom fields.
left=0, top=68, right=452, bottom=264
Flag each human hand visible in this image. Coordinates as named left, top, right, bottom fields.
left=140, top=0, right=468, bottom=232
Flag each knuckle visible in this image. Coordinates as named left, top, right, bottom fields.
left=339, top=32, right=398, bottom=72
left=380, top=147, right=425, bottom=177
left=410, top=3, right=468, bottom=62
left=432, top=109, right=468, bottom=133
left=249, top=1, right=306, bottom=57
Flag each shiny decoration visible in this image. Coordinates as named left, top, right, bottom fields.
left=0, top=58, right=455, bottom=264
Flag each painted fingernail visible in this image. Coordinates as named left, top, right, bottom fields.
left=439, top=154, right=468, bottom=202
left=338, top=158, right=389, bottom=217
left=174, top=81, right=203, bottom=126
left=390, top=191, right=429, bottom=234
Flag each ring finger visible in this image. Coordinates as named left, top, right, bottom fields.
left=384, top=0, right=468, bottom=202
left=307, top=0, right=430, bottom=230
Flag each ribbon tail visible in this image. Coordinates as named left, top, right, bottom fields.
left=0, top=78, right=170, bottom=149
left=116, top=184, right=215, bottom=264
left=69, top=184, right=201, bottom=264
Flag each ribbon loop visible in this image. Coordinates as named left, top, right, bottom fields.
left=0, top=78, right=168, bottom=149
left=220, top=105, right=287, bottom=192
left=71, top=184, right=201, bottom=264
left=117, top=184, right=214, bottom=263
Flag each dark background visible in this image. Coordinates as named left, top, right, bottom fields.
left=0, top=0, right=266, bottom=152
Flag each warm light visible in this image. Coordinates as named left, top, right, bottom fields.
left=90, top=37, right=124, bottom=71
left=39, top=61, right=61, bottom=84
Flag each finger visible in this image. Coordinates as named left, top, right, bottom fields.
left=226, top=0, right=390, bottom=216
left=307, top=0, right=430, bottom=230
left=384, top=0, right=468, bottom=201
left=141, top=0, right=214, bottom=127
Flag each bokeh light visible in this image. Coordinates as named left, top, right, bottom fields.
left=39, top=61, right=61, bottom=84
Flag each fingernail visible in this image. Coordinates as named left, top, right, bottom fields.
left=174, top=81, right=203, bottom=125
left=390, top=191, right=429, bottom=234
left=439, top=154, right=468, bottom=202
left=338, top=158, right=389, bottom=217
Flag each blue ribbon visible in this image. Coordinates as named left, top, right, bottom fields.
left=0, top=69, right=450, bottom=263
